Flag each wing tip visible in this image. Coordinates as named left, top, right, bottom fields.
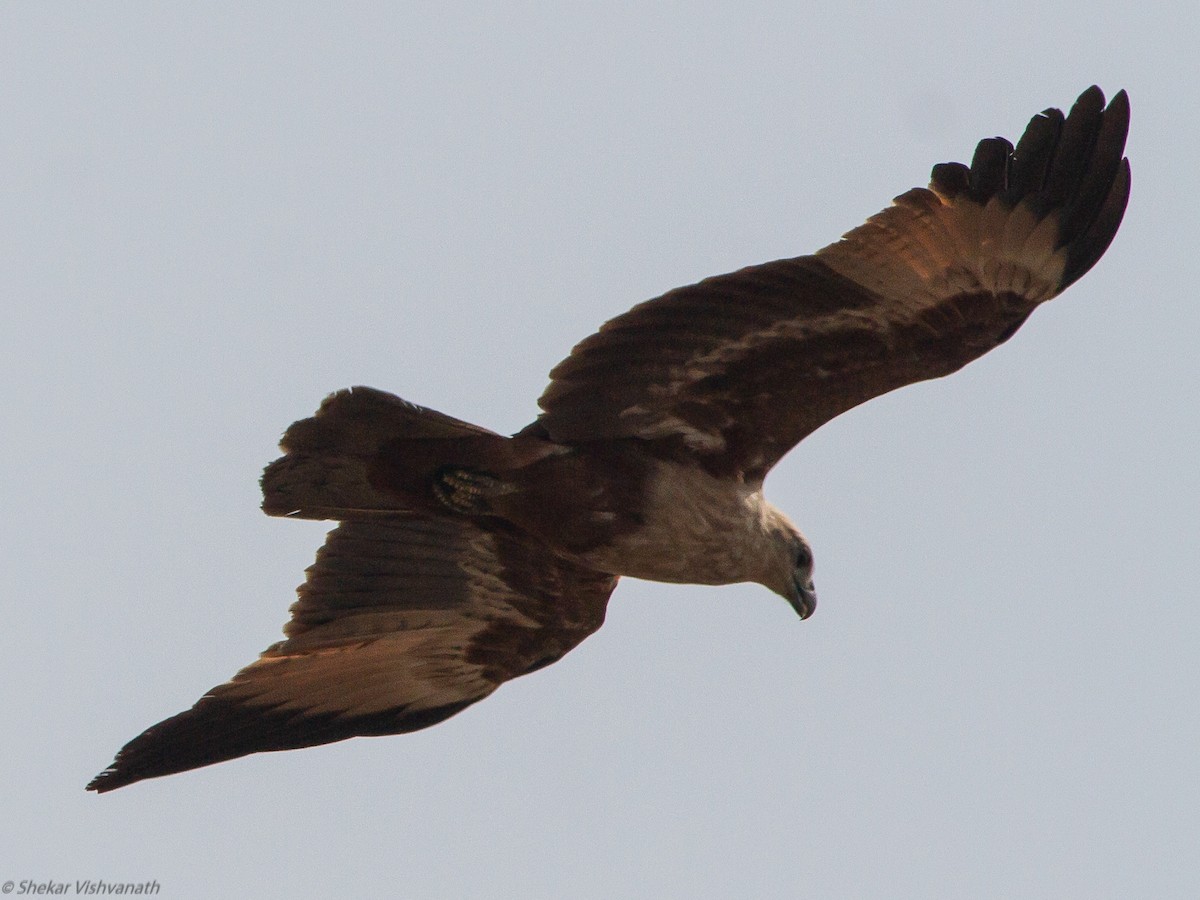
left=86, top=765, right=141, bottom=794
left=86, top=691, right=484, bottom=792
left=1054, top=87, right=1132, bottom=289
left=928, top=85, right=1131, bottom=291
left=1061, top=155, right=1131, bottom=290
left=84, top=697, right=262, bottom=793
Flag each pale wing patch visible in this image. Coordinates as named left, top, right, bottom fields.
left=817, top=188, right=1068, bottom=308
left=221, top=627, right=495, bottom=718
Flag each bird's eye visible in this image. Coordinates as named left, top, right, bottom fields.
left=794, top=544, right=812, bottom=569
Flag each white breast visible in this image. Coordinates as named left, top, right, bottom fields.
left=580, top=459, right=781, bottom=586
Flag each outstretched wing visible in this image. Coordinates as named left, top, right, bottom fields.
left=88, top=516, right=616, bottom=792
left=533, top=86, right=1130, bottom=480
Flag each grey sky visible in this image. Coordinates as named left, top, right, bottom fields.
left=3, top=3, right=1197, bottom=898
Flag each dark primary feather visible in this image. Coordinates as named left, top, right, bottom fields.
left=87, top=516, right=616, bottom=792
left=534, top=86, right=1129, bottom=480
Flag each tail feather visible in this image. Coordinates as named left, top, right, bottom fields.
left=281, top=386, right=498, bottom=453
left=261, top=387, right=503, bottom=519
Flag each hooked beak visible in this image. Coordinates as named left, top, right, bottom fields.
left=789, top=576, right=817, bottom=620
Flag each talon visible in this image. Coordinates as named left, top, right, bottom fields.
left=432, top=466, right=511, bottom=514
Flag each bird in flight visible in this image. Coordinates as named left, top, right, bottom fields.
left=89, top=86, right=1130, bottom=792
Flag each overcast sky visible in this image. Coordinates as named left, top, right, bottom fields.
left=4, top=3, right=1197, bottom=898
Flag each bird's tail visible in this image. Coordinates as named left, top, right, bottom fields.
left=260, top=386, right=553, bottom=519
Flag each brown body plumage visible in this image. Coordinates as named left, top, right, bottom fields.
left=89, top=86, right=1130, bottom=792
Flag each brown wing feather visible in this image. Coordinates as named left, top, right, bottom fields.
left=533, top=87, right=1130, bottom=479
left=87, top=516, right=616, bottom=792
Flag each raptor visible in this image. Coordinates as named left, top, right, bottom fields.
left=89, top=86, right=1130, bottom=792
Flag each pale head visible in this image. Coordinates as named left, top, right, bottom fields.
left=757, top=503, right=817, bottom=619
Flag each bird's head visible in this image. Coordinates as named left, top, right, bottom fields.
left=786, top=534, right=818, bottom=619
left=759, top=506, right=817, bottom=620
